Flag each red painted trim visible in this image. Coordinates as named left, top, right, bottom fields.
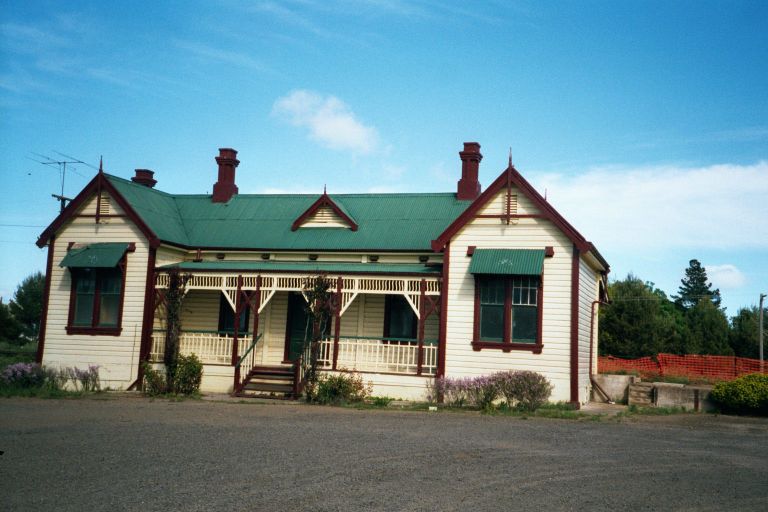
left=431, top=165, right=601, bottom=263
left=291, top=193, right=358, bottom=232
left=471, top=273, right=544, bottom=353
left=153, top=242, right=432, bottom=254
left=66, top=326, right=122, bottom=336
left=134, top=246, right=157, bottom=388
left=417, top=279, right=426, bottom=375
left=544, top=246, right=554, bottom=257
left=332, top=277, right=342, bottom=370
left=437, top=243, right=449, bottom=378
left=474, top=214, right=546, bottom=219
left=466, top=245, right=476, bottom=256
left=37, top=173, right=159, bottom=248
left=570, top=244, right=580, bottom=404
left=471, top=341, right=543, bottom=354
left=158, top=266, right=439, bottom=278
left=65, top=252, right=128, bottom=336
left=36, top=236, right=55, bottom=363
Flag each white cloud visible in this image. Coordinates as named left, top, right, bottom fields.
left=706, top=264, right=747, bottom=289
left=272, top=90, right=380, bottom=154
left=531, top=161, right=768, bottom=251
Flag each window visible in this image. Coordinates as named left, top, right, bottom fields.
left=384, top=295, right=417, bottom=343
left=473, top=275, right=542, bottom=353
left=67, top=267, right=124, bottom=335
left=218, top=294, right=250, bottom=334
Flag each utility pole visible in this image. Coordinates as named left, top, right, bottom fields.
left=760, top=293, right=766, bottom=372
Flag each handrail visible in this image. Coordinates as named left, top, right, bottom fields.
left=152, top=328, right=250, bottom=335
left=234, top=333, right=263, bottom=394
left=237, top=333, right=262, bottom=368
left=321, top=334, right=439, bottom=345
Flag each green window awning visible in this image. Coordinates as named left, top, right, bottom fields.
left=468, top=249, right=544, bottom=276
left=59, top=243, right=130, bottom=268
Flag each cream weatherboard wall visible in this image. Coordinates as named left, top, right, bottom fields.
left=444, top=185, right=589, bottom=403
left=578, top=258, right=600, bottom=400
left=42, top=192, right=150, bottom=389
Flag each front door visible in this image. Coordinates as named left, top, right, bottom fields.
left=285, top=292, right=309, bottom=362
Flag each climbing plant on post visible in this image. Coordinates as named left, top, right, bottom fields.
left=163, top=267, right=191, bottom=393
left=301, top=275, right=334, bottom=401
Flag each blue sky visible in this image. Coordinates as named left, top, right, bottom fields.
left=1, top=0, right=766, bottom=315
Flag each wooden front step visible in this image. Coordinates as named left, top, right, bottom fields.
left=236, top=365, right=295, bottom=399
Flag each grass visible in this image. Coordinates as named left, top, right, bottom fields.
left=0, top=342, right=37, bottom=368
left=0, top=386, right=84, bottom=399
left=615, top=404, right=690, bottom=418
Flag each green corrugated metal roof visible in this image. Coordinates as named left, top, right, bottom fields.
left=468, top=249, right=544, bottom=275
left=60, top=243, right=130, bottom=268
left=158, top=261, right=442, bottom=275
left=106, top=174, right=471, bottom=250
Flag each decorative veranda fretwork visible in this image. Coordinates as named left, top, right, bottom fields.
left=155, top=272, right=441, bottom=318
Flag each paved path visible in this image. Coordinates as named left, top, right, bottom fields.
left=1, top=397, right=767, bottom=511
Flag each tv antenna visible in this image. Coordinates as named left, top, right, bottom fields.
left=28, top=151, right=94, bottom=213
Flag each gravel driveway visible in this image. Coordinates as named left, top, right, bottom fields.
left=1, top=396, right=767, bottom=511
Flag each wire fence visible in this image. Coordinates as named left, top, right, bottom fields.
left=599, top=353, right=767, bottom=381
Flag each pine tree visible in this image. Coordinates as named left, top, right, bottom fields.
left=673, top=259, right=721, bottom=309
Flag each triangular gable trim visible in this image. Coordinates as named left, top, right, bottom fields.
left=291, top=193, right=358, bottom=231
left=37, top=172, right=159, bottom=248
left=431, top=165, right=609, bottom=271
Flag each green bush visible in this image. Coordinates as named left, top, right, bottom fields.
left=314, top=372, right=371, bottom=405
left=173, top=354, right=203, bottom=395
left=494, top=370, right=553, bottom=412
left=710, top=373, right=768, bottom=416
left=142, top=363, right=167, bottom=396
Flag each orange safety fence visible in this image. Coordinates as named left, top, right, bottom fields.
left=599, top=353, right=768, bottom=381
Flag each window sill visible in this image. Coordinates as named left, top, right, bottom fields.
left=471, top=341, right=543, bottom=354
left=66, top=326, right=122, bottom=336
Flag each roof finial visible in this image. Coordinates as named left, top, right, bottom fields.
left=508, top=147, right=513, bottom=168
left=98, top=156, right=103, bottom=174
left=323, top=184, right=327, bottom=195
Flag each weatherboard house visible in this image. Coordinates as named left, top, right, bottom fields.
left=35, top=143, right=609, bottom=404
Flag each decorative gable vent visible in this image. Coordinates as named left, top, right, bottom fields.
left=503, top=190, right=518, bottom=225
left=302, top=205, right=348, bottom=228
left=98, top=195, right=111, bottom=216
left=291, top=192, right=358, bottom=231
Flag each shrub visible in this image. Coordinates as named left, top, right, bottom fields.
left=173, top=354, right=203, bottom=395
left=493, top=370, right=553, bottom=412
left=314, top=372, right=371, bottom=405
left=465, top=376, right=499, bottom=411
left=1, top=362, right=48, bottom=388
left=73, top=365, right=100, bottom=392
left=142, top=362, right=167, bottom=396
left=710, top=373, right=768, bottom=416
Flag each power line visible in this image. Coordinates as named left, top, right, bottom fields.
left=29, top=151, right=98, bottom=213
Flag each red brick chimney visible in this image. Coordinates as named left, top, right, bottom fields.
left=212, top=148, right=239, bottom=203
left=131, top=169, right=157, bottom=188
left=457, top=142, right=482, bottom=200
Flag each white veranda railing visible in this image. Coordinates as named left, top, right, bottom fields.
left=317, top=336, right=437, bottom=375
left=150, top=330, right=252, bottom=365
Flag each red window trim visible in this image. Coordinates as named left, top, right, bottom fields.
left=471, top=274, right=543, bottom=354
left=66, top=256, right=127, bottom=336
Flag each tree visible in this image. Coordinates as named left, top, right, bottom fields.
left=685, top=298, right=732, bottom=355
left=599, top=274, right=689, bottom=358
left=674, top=259, right=721, bottom=310
left=0, top=298, right=22, bottom=345
left=729, top=306, right=766, bottom=358
left=162, top=268, right=190, bottom=393
left=8, top=271, right=44, bottom=345
left=301, top=275, right=334, bottom=401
